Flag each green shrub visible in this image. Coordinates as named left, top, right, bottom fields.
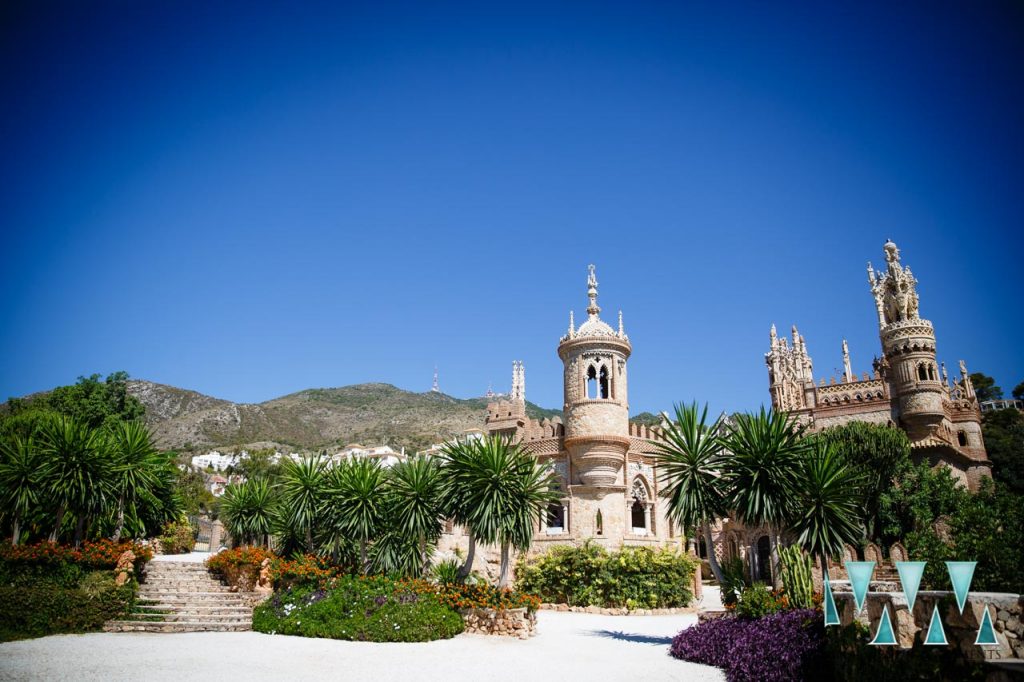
left=159, top=521, right=195, bottom=555
left=252, top=576, right=463, bottom=642
left=734, top=583, right=784, bottom=619
left=0, top=570, right=134, bottom=642
left=719, top=557, right=748, bottom=607
left=515, top=542, right=696, bottom=609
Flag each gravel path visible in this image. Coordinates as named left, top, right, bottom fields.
left=0, top=611, right=723, bottom=682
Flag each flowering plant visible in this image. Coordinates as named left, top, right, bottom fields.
left=0, top=540, right=153, bottom=568
left=206, top=546, right=276, bottom=590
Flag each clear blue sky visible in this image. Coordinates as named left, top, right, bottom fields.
left=2, top=1, right=1022, bottom=416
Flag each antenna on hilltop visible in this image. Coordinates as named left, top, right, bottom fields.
left=431, top=365, right=440, bottom=393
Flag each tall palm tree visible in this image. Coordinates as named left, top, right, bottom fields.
left=722, top=407, right=806, bottom=586
left=789, top=439, right=864, bottom=575
left=438, top=437, right=483, bottom=581
left=278, top=455, right=328, bottom=553
left=386, top=456, right=443, bottom=575
left=38, top=415, right=110, bottom=545
left=221, top=478, right=277, bottom=547
left=106, top=421, right=161, bottom=542
left=497, top=450, right=559, bottom=588
left=326, top=457, right=387, bottom=572
left=652, top=402, right=728, bottom=582
left=0, top=434, right=41, bottom=544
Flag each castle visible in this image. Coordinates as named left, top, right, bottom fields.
left=482, top=265, right=677, bottom=547
left=765, top=240, right=991, bottom=489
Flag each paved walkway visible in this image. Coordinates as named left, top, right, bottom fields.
left=0, top=611, right=724, bottom=682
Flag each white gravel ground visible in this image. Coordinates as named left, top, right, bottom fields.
left=0, top=611, right=724, bottom=682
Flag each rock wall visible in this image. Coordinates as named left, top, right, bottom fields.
left=459, top=607, right=536, bottom=639
left=833, top=590, right=1023, bottom=661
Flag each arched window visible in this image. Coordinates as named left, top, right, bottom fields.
left=631, top=499, right=646, bottom=530
left=595, top=509, right=603, bottom=535
left=918, top=364, right=928, bottom=381
left=586, top=365, right=597, bottom=399
left=599, top=365, right=610, bottom=399
left=957, top=430, right=968, bottom=447
left=756, top=536, right=772, bottom=582
left=928, top=365, right=937, bottom=381
left=546, top=501, right=565, bottom=533
left=630, top=479, right=649, bottom=534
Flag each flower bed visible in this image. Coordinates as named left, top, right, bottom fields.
left=205, top=546, right=276, bottom=590
left=252, top=575, right=464, bottom=642
left=670, top=609, right=824, bottom=682
left=0, top=539, right=153, bottom=569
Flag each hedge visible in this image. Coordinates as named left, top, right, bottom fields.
left=0, top=571, right=134, bottom=642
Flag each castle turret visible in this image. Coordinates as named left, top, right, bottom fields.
left=558, top=265, right=632, bottom=490
left=868, top=240, right=944, bottom=441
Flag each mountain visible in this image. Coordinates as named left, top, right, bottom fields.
left=126, top=380, right=562, bottom=454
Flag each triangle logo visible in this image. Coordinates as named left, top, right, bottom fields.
left=946, top=561, right=976, bottom=614
left=869, top=604, right=898, bottom=646
left=824, top=572, right=840, bottom=626
left=975, top=605, right=998, bottom=646
left=924, top=603, right=948, bottom=646
left=896, top=561, right=926, bottom=612
left=845, top=561, right=875, bottom=613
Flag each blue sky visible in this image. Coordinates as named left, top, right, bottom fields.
left=2, top=1, right=1022, bottom=416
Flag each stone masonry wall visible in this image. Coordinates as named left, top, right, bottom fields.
left=459, top=607, right=536, bottom=639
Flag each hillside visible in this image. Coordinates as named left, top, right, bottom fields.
left=126, top=380, right=562, bottom=453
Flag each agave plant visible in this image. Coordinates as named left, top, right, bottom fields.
left=652, top=402, right=728, bottom=582
left=0, top=434, right=41, bottom=544
left=324, top=457, right=387, bottom=572
left=221, top=478, right=278, bottom=547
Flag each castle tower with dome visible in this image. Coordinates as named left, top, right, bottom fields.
left=484, top=265, right=677, bottom=548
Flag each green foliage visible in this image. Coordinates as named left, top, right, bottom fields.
left=4, top=372, right=144, bottom=433
left=431, top=557, right=462, bottom=585
left=221, top=478, right=278, bottom=547
left=778, top=545, right=813, bottom=609
left=719, top=557, right=748, bottom=607
left=0, top=570, right=135, bottom=642
left=734, top=583, right=784, bottom=619
left=252, top=577, right=464, bottom=642
left=970, top=372, right=1002, bottom=402
left=982, top=407, right=1024, bottom=496
left=230, top=447, right=283, bottom=482
left=788, top=440, right=865, bottom=563
left=385, top=456, right=443, bottom=576
left=813, top=421, right=910, bottom=539
left=159, top=520, right=195, bottom=554
left=323, top=457, right=387, bottom=571
left=1014, top=381, right=1024, bottom=401
left=276, top=455, right=328, bottom=553
left=0, top=434, right=41, bottom=544
left=515, top=542, right=696, bottom=609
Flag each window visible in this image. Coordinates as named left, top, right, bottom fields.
left=698, top=537, right=708, bottom=559
left=918, top=364, right=928, bottom=381
left=546, top=501, right=565, bottom=533
left=957, top=431, right=968, bottom=447
left=928, top=365, right=937, bottom=380
left=595, top=509, right=603, bottom=535
left=756, top=536, right=772, bottom=582
left=586, top=365, right=597, bottom=399
left=599, top=365, right=610, bottom=399
left=631, top=499, right=646, bottom=530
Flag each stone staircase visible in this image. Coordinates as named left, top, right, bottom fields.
left=105, top=560, right=254, bottom=633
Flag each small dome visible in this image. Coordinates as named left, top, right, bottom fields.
left=576, top=316, right=616, bottom=337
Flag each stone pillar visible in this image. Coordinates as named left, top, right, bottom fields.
left=210, top=520, right=223, bottom=550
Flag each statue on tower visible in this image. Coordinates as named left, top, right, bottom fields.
left=869, top=240, right=922, bottom=325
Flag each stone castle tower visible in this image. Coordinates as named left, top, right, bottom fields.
left=484, top=265, right=674, bottom=548
left=766, top=240, right=991, bottom=488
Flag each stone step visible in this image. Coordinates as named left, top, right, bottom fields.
left=133, top=605, right=252, bottom=616
left=103, top=621, right=251, bottom=633
left=130, top=613, right=251, bottom=624
left=142, top=582, right=230, bottom=590
left=137, top=592, right=251, bottom=602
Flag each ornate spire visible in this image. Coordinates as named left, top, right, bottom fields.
left=568, top=310, right=575, bottom=338
left=842, top=339, right=853, bottom=382
left=510, top=360, right=526, bottom=403
left=770, top=324, right=778, bottom=346
left=586, top=264, right=600, bottom=317
left=617, top=310, right=624, bottom=337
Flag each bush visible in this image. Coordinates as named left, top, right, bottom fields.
left=0, top=570, right=135, bottom=642
left=670, top=609, right=823, bottom=682
left=719, top=557, right=748, bottom=607
left=515, top=542, right=696, bottom=609
left=435, top=581, right=541, bottom=613
left=734, top=583, right=787, bottom=619
left=0, top=540, right=151, bottom=577
left=159, top=521, right=195, bottom=555
left=267, top=553, right=343, bottom=591
left=252, top=575, right=464, bottom=642
left=431, top=558, right=461, bottom=585
left=206, top=546, right=276, bottom=590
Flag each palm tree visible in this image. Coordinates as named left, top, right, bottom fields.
left=0, top=434, right=41, bottom=544
left=652, top=402, right=728, bottom=582
left=722, top=407, right=806, bottom=586
left=326, top=457, right=387, bottom=572
left=221, top=478, right=277, bottom=547
left=278, top=455, right=328, bottom=553
left=453, top=435, right=559, bottom=587
left=789, top=439, right=865, bottom=575
left=106, top=421, right=161, bottom=542
left=438, top=437, right=484, bottom=581
left=386, top=456, right=443, bottom=575
left=38, top=415, right=110, bottom=545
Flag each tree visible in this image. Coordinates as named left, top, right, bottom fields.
left=325, top=458, right=387, bottom=572
left=38, top=415, right=110, bottom=545
left=788, top=440, right=864, bottom=573
left=498, top=453, right=559, bottom=588
left=981, top=407, right=1024, bottom=496
left=971, top=372, right=1003, bottom=402
left=30, top=372, right=144, bottom=431
left=386, top=456, right=443, bottom=576
left=220, top=478, right=277, bottom=547
left=722, top=407, right=806, bottom=586
left=107, top=421, right=162, bottom=542
left=277, top=455, right=328, bottom=553
left=0, top=434, right=41, bottom=544
left=652, top=402, right=728, bottom=582
left=438, top=437, right=484, bottom=581
left=1013, top=381, right=1024, bottom=402
left=812, top=422, right=911, bottom=540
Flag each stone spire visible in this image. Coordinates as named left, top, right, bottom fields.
left=617, top=310, right=624, bottom=337
left=842, top=339, right=853, bottom=382
left=586, top=264, right=600, bottom=317
left=511, top=361, right=526, bottom=403
left=568, top=310, right=575, bottom=338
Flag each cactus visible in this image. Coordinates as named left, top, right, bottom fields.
left=779, top=545, right=814, bottom=609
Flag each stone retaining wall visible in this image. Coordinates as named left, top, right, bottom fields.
left=834, top=590, right=1023, bottom=661
left=541, top=603, right=695, bottom=616
left=459, top=607, right=536, bottom=639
